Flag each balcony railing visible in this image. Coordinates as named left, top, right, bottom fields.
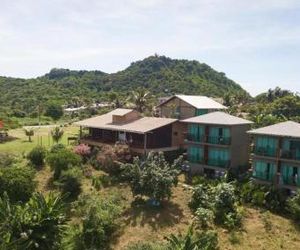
left=282, top=175, right=300, bottom=187
left=253, top=146, right=277, bottom=157
left=253, top=170, right=272, bottom=181
left=207, top=136, right=231, bottom=145
left=186, top=134, right=205, bottom=143
left=187, top=156, right=205, bottom=164
left=186, top=134, right=231, bottom=145
left=207, top=159, right=230, bottom=168
left=280, top=150, right=300, bottom=161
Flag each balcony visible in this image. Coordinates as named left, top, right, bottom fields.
left=253, top=170, right=272, bottom=181
left=281, top=150, right=300, bottom=161
left=188, top=156, right=205, bottom=164
left=207, top=159, right=230, bottom=168
left=207, top=136, right=231, bottom=145
left=253, top=146, right=277, bottom=157
left=282, top=175, right=300, bottom=187
left=186, top=133, right=205, bottom=143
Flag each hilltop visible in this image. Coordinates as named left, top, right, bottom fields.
left=0, top=55, right=247, bottom=115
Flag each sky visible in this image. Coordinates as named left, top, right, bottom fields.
left=0, top=0, right=299, bottom=96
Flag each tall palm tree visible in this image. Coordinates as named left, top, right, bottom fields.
left=51, top=127, right=64, bottom=144
left=129, top=88, right=152, bottom=113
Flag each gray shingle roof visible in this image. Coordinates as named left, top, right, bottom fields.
left=181, top=111, right=253, bottom=125
left=248, top=121, right=300, bottom=138
left=74, top=109, right=177, bottom=134
left=157, top=95, right=227, bottom=109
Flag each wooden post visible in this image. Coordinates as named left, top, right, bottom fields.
left=144, top=133, right=147, bottom=155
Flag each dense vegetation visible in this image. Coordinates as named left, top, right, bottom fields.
left=0, top=55, right=247, bottom=121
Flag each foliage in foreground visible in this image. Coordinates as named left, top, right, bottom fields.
left=54, top=168, right=82, bottom=200
left=125, top=226, right=218, bottom=250
left=0, top=165, right=36, bottom=203
left=165, top=226, right=218, bottom=250
left=63, top=192, right=122, bottom=250
left=0, top=192, right=67, bottom=250
left=121, top=152, right=182, bottom=202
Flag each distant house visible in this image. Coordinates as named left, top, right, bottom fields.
left=74, top=108, right=185, bottom=154
left=248, top=121, right=300, bottom=191
left=156, top=95, right=227, bottom=120
left=182, top=112, right=253, bottom=175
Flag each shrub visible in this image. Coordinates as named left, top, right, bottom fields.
left=165, top=226, right=218, bottom=250
left=74, top=144, right=91, bottom=162
left=50, top=143, right=66, bottom=153
left=46, top=148, right=81, bottom=179
left=121, top=152, right=182, bottom=202
left=96, top=144, right=132, bottom=175
left=213, top=183, right=238, bottom=225
left=92, top=175, right=111, bottom=190
left=264, top=187, right=287, bottom=212
left=189, top=184, right=211, bottom=212
left=240, top=181, right=287, bottom=211
left=0, top=153, right=18, bottom=167
left=287, top=190, right=300, bottom=221
left=68, top=192, right=122, bottom=249
left=27, top=146, right=47, bottom=169
left=55, top=168, right=82, bottom=200
left=197, top=230, right=219, bottom=250
left=0, top=165, right=36, bottom=203
left=195, top=207, right=214, bottom=229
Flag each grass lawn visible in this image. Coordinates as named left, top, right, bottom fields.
left=0, top=125, right=79, bottom=154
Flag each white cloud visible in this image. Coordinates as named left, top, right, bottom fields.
left=0, top=0, right=299, bottom=95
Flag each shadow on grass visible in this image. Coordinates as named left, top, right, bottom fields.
left=123, top=197, right=184, bottom=230
left=0, top=136, right=18, bottom=143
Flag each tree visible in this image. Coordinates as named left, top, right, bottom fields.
left=24, top=128, right=34, bottom=142
left=51, top=126, right=64, bottom=144
left=46, top=148, right=81, bottom=179
left=121, top=152, right=182, bottom=203
left=271, top=95, right=300, bottom=118
left=128, top=88, right=153, bottom=113
left=0, top=165, right=36, bottom=203
left=27, top=146, right=47, bottom=169
left=0, top=192, right=67, bottom=249
left=56, top=168, right=82, bottom=200
left=108, top=91, right=124, bottom=108
left=45, top=102, right=63, bottom=121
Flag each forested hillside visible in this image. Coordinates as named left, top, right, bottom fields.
left=0, top=55, right=247, bottom=116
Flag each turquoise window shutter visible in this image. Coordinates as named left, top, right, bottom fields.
left=268, top=163, right=276, bottom=181
left=222, top=128, right=229, bottom=137
left=282, top=139, right=290, bottom=151
left=188, top=146, right=203, bottom=163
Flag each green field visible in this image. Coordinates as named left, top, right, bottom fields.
left=0, top=125, right=79, bottom=154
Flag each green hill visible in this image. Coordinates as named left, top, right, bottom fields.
left=0, top=55, right=248, bottom=115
